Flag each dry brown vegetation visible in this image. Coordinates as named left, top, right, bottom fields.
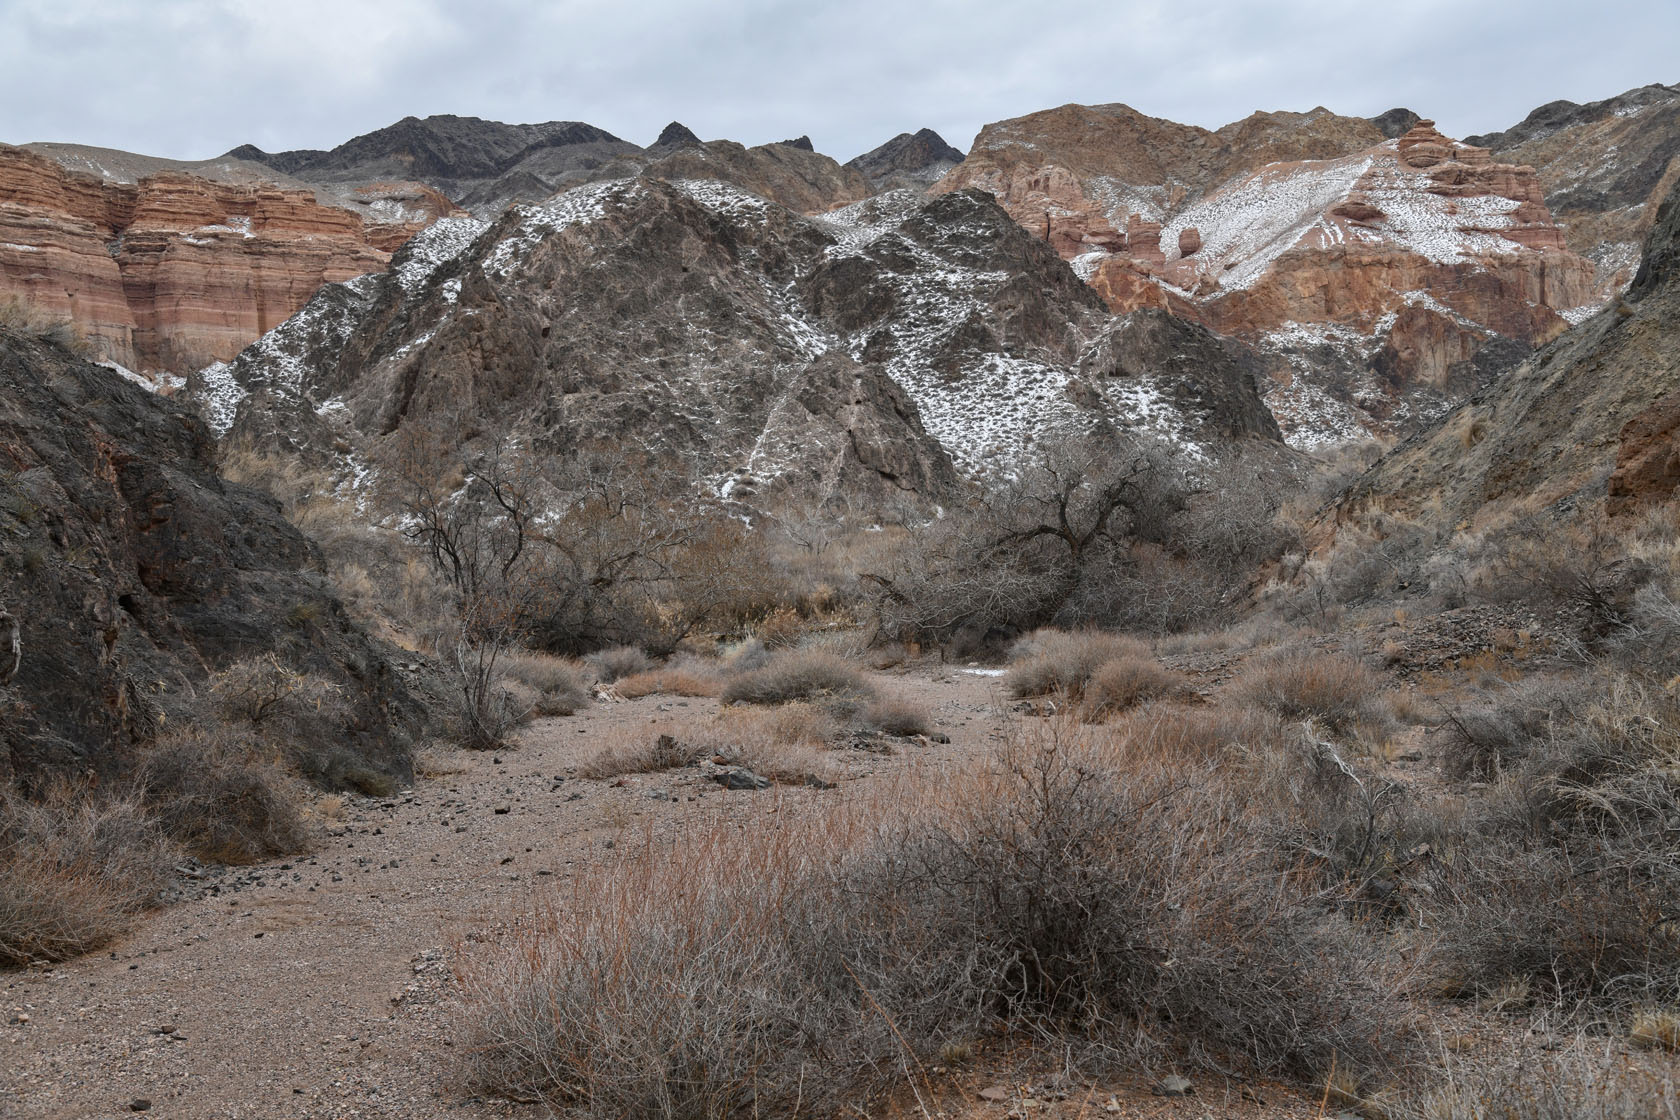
left=0, top=784, right=176, bottom=966
left=462, top=716, right=1419, bottom=1116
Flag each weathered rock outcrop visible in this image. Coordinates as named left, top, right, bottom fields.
left=206, top=180, right=1288, bottom=512
left=846, top=129, right=965, bottom=192
left=1466, top=82, right=1680, bottom=297
left=0, top=145, right=421, bottom=374
left=0, top=327, right=415, bottom=790
left=938, top=104, right=1605, bottom=446
left=230, top=114, right=872, bottom=217
left=1342, top=171, right=1680, bottom=527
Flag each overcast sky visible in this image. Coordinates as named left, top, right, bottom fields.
left=2, top=0, right=1674, bottom=163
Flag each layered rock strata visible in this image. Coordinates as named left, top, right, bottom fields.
left=0, top=145, right=430, bottom=374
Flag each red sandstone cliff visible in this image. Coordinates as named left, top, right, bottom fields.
left=0, top=145, right=454, bottom=374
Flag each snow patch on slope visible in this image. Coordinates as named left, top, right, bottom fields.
left=1160, top=156, right=1373, bottom=291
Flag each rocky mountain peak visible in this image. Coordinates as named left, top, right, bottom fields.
left=653, top=121, right=702, bottom=148
left=777, top=135, right=815, bottom=151
left=847, top=128, right=966, bottom=191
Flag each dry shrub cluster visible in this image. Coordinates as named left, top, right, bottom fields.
left=138, top=725, right=308, bottom=864
left=578, top=707, right=838, bottom=786
left=613, top=668, right=722, bottom=700
left=462, top=719, right=1417, bottom=1117
left=1003, top=630, right=1189, bottom=720
left=1003, top=630, right=1149, bottom=700
left=501, top=651, right=593, bottom=715
left=0, top=784, right=176, bottom=966
left=587, top=646, right=653, bottom=683
left=719, top=650, right=869, bottom=707
left=864, top=435, right=1298, bottom=651
left=0, top=299, right=97, bottom=358
left=1428, top=668, right=1680, bottom=1013
left=1229, top=647, right=1392, bottom=737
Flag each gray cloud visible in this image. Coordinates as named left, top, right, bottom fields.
left=1, top=0, right=1674, bottom=162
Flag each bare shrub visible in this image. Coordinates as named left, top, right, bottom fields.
left=1230, top=647, right=1390, bottom=735
left=720, top=650, right=870, bottom=706
left=1406, top=1039, right=1678, bottom=1119
left=1429, top=671, right=1680, bottom=1011
left=860, top=692, right=931, bottom=737
left=460, top=723, right=1415, bottom=1114
left=138, top=726, right=308, bottom=864
left=0, top=784, right=176, bottom=966
left=1082, top=654, right=1192, bottom=718
left=1105, top=703, right=1287, bottom=762
left=502, top=651, right=592, bottom=715
left=614, top=669, right=722, bottom=700
left=580, top=708, right=836, bottom=785
left=1003, top=629, right=1150, bottom=699
left=588, top=646, right=653, bottom=683
left=578, top=730, right=700, bottom=779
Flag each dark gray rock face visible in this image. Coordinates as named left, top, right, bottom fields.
left=652, top=122, right=702, bottom=149
left=846, top=128, right=966, bottom=191
left=1368, top=108, right=1421, bottom=139
left=0, top=330, right=415, bottom=789
left=208, top=178, right=1287, bottom=513
left=228, top=115, right=870, bottom=217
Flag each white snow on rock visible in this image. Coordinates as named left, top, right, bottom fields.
left=394, top=215, right=490, bottom=293
left=482, top=180, right=632, bottom=279
left=195, top=361, right=247, bottom=437
left=1160, top=156, right=1373, bottom=292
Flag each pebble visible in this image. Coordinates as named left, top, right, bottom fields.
left=1153, top=1074, right=1194, bottom=1097
left=129, top=1100, right=151, bottom=1112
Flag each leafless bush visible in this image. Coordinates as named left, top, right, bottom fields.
left=1404, top=1038, right=1679, bottom=1119
left=1082, top=654, right=1192, bottom=718
left=860, top=692, right=931, bottom=736
left=138, top=725, right=308, bottom=864
left=1230, top=647, right=1391, bottom=736
left=1003, top=630, right=1150, bottom=699
left=720, top=650, right=871, bottom=706
left=0, top=784, right=176, bottom=966
left=460, top=723, right=1416, bottom=1115
left=588, top=646, right=653, bottom=683
left=1429, top=671, right=1680, bottom=1010
left=0, top=299, right=97, bottom=358
left=614, top=668, right=722, bottom=700
left=502, top=651, right=593, bottom=715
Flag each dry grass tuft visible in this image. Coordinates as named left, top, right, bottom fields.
left=502, top=651, right=593, bottom=715
left=1631, top=1009, right=1680, bottom=1052
left=1004, top=629, right=1150, bottom=700
left=1081, top=654, right=1193, bottom=718
left=860, top=692, right=932, bottom=737
left=614, top=669, right=722, bottom=700
left=138, top=725, right=309, bottom=864
left=587, top=646, right=654, bottom=683
left=1229, top=647, right=1390, bottom=735
left=720, top=649, right=871, bottom=706
left=0, top=784, right=177, bottom=966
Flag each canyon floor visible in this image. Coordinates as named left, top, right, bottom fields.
left=3, top=664, right=1342, bottom=1120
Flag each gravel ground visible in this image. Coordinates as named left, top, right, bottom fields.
left=2, top=665, right=1337, bottom=1119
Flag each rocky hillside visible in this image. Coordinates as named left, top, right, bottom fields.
left=0, top=144, right=456, bottom=376
left=229, top=114, right=873, bottom=217
left=1466, top=82, right=1680, bottom=298
left=1340, top=171, right=1680, bottom=528
left=846, top=129, right=965, bottom=191
left=202, top=178, right=1285, bottom=510
left=937, top=106, right=1600, bottom=446
left=0, top=327, right=415, bottom=789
